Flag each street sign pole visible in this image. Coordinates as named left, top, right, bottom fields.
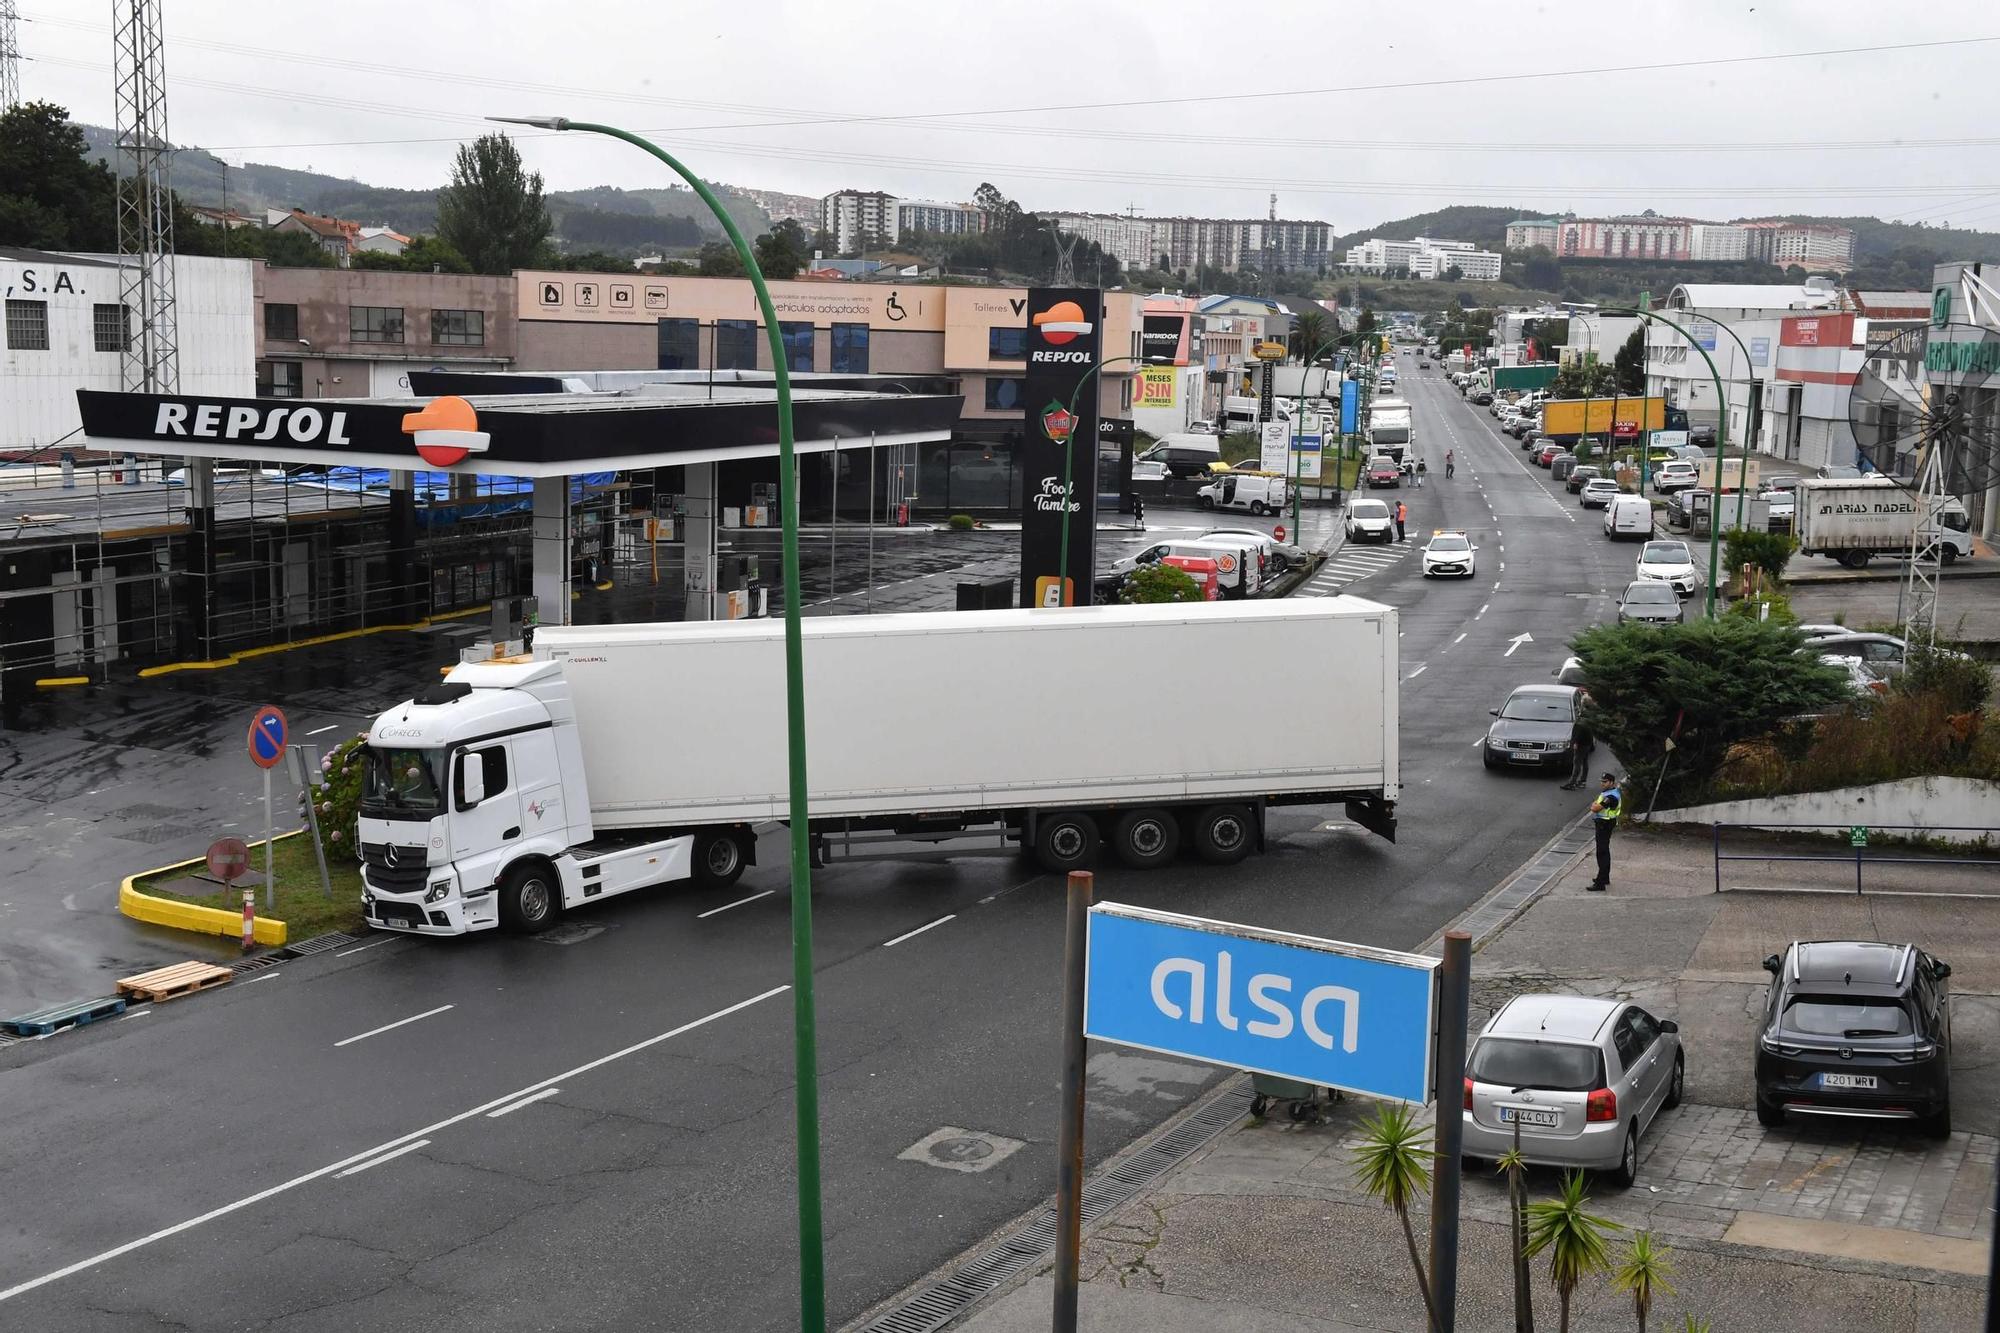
left=290, top=744, right=334, bottom=899
left=246, top=706, right=290, bottom=910
left=1428, top=929, right=1473, bottom=1333
left=1053, top=868, right=1092, bottom=1333
left=262, top=767, right=274, bottom=910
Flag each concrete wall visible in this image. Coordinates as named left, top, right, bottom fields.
left=1654, top=777, right=2000, bottom=846
left=257, top=267, right=517, bottom=396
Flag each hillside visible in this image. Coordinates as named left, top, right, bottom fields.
left=77, top=125, right=772, bottom=256
left=1331, top=205, right=1521, bottom=253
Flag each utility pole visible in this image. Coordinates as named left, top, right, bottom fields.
left=113, top=0, right=180, bottom=394
left=0, top=1, right=21, bottom=111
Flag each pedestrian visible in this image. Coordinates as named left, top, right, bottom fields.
left=1394, top=499, right=1408, bottom=542
left=1559, top=697, right=1593, bottom=790
left=1445, top=450, right=1455, bottom=479
left=1586, top=772, right=1622, bottom=891
left=1415, top=458, right=1427, bottom=488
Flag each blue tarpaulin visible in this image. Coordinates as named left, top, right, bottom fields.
left=305, top=468, right=617, bottom=525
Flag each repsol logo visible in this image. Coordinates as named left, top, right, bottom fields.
left=1029, top=349, right=1094, bottom=364
left=155, top=402, right=352, bottom=445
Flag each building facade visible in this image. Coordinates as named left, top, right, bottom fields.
left=1050, top=214, right=1160, bottom=272
left=1504, top=219, right=1561, bottom=251
left=1557, top=216, right=1692, bottom=260
left=255, top=267, right=518, bottom=399
left=1151, top=217, right=1335, bottom=274
left=895, top=199, right=985, bottom=238
left=816, top=189, right=900, bottom=253
left=1687, top=224, right=1749, bottom=262
left=1347, top=236, right=1501, bottom=280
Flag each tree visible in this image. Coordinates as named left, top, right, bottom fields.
left=1524, top=1171, right=1620, bottom=1333
left=546, top=249, right=636, bottom=273
left=434, top=132, right=551, bottom=275
left=1291, top=307, right=1330, bottom=359
left=753, top=218, right=810, bottom=281
left=1357, top=307, right=1380, bottom=338
left=1612, top=1232, right=1675, bottom=1333
left=349, top=234, right=474, bottom=273
left=1122, top=563, right=1202, bottom=603
left=181, top=222, right=337, bottom=268
left=1572, top=618, right=1852, bottom=803
left=1349, top=1102, right=1440, bottom=1333
left=1444, top=264, right=1464, bottom=282
left=696, top=241, right=744, bottom=277
left=1521, top=244, right=1562, bottom=291
left=1496, top=1145, right=1534, bottom=1333
left=0, top=101, right=118, bottom=251
left=1612, top=326, right=1648, bottom=394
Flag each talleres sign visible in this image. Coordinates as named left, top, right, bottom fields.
left=1018, top=288, right=1103, bottom=608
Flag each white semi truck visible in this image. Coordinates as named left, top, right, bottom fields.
left=1793, top=477, right=1975, bottom=569
left=356, top=600, right=1401, bottom=935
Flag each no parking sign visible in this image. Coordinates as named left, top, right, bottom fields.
left=247, top=705, right=288, bottom=769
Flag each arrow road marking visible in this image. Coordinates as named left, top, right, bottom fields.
left=1504, top=632, right=1534, bottom=658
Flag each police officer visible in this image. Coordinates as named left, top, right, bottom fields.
left=1587, top=772, right=1622, bottom=891
left=1394, top=499, right=1408, bottom=542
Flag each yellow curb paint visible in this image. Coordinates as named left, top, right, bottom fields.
left=120, top=834, right=302, bottom=948
left=34, top=676, right=90, bottom=688
left=1722, top=1212, right=1986, bottom=1277
left=135, top=604, right=488, bottom=679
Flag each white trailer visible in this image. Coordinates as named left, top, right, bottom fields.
left=1794, top=477, right=1975, bottom=569
left=356, top=600, right=1400, bottom=934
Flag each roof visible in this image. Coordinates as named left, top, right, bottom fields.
left=1669, top=283, right=1839, bottom=312
left=0, top=246, right=119, bottom=268
left=1506, top=219, right=1561, bottom=228
left=1790, top=941, right=1912, bottom=988
left=359, top=226, right=412, bottom=245
left=1492, top=994, right=1620, bottom=1042
left=1850, top=290, right=1931, bottom=317
left=276, top=209, right=361, bottom=243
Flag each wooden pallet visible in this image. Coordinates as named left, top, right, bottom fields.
left=1, top=995, right=128, bottom=1036
left=115, top=961, right=234, bottom=1004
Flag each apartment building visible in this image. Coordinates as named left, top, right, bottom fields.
left=816, top=190, right=900, bottom=253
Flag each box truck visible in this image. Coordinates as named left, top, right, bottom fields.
left=1794, top=477, right=1975, bottom=569
left=356, top=600, right=1401, bottom=934
left=1368, top=399, right=1414, bottom=466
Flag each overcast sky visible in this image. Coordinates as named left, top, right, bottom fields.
left=16, top=0, right=2000, bottom=232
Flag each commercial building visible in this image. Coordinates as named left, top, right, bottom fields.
left=1687, top=224, right=1749, bottom=262
left=1640, top=279, right=1841, bottom=456
left=1345, top=236, right=1502, bottom=281
left=1924, top=263, right=2000, bottom=541
left=1504, top=219, right=1561, bottom=251
left=816, top=189, right=900, bottom=253
left=256, top=267, right=518, bottom=399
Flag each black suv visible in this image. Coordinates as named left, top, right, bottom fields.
left=1754, top=941, right=1952, bottom=1137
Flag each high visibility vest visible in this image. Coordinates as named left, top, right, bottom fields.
left=1592, top=788, right=1623, bottom=822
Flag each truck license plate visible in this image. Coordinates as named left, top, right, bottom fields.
left=1820, top=1072, right=1877, bottom=1090
left=1499, top=1106, right=1560, bottom=1127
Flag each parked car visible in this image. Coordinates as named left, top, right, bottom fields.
left=1653, top=461, right=1699, bottom=493
left=1535, top=442, right=1565, bottom=468
left=1552, top=655, right=1588, bottom=687
left=1689, top=424, right=1718, bottom=447
left=1635, top=539, right=1701, bottom=597
left=1462, top=994, right=1684, bottom=1188
left=1421, top=530, right=1477, bottom=578
left=1345, top=499, right=1396, bottom=543
left=1617, top=580, right=1684, bottom=625
left=1566, top=464, right=1603, bottom=494
left=1472, top=391, right=1495, bottom=406
left=1366, top=455, right=1403, bottom=488
left=1755, top=941, right=1952, bottom=1136
left=1603, top=494, right=1655, bottom=539
left=1549, top=454, right=1580, bottom=483
left=1137, top=434, right=1223, bottom=478
left=1131, top=460, right=1171, bottom=483
left=1580, top=478, right=1621, bottom=509
left=1484, top=684, right=1586, bottom=772
left=1197, top=473, right=1287, bottom=516
left=1807, top=632, right=1912, bottom=679
left=1204, top=526, right=1303, bottom=571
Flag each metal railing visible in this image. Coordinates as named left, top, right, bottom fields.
left=1712, top=821, right=2000, bottom=896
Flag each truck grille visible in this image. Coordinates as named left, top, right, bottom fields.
left=361, top=843, right=430, bottom=895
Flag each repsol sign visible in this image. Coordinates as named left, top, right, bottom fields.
left=1029, top=348, right=1094, bottom=364
left=156, top=402, right=354, bottom=445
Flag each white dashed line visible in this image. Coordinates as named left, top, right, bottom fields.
left=485, top=1088, right=562, bottom=1119
left=883, top=915, right=957, bottom=948
left=1453, top=633, right=1467, bottom=644
left=334, top=1005, right=454, bottom=1049
left=335, top=1140, right=431, bottom=1179
left=697, top=889, right=775, bottom=919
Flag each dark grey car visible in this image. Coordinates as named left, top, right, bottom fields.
left=1484, top=684, right=1584, bottom=771
left=1617, top=580, right=1684, bottom=625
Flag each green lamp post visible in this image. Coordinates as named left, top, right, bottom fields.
left=1058, top=355, right=1164, bottom=604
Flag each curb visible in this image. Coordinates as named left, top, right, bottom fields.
left=120, top=837, right=297, bottom=947
left=133, top=604, right=489, bottom=679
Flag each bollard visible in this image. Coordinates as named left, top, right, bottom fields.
left=241, top=888, right=255, bottom=953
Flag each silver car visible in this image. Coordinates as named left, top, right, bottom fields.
left=1616, top=580, right=1683, bottom=625
left=1461, top=994, right=1684, bottom=1188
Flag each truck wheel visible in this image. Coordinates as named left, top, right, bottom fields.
left=693, top=829, right=749, bottom=890
left=1840, top=549, right=1871, bottom=569
left=499, top=861, right=562, bottom=934
left=1113, top=809, right=1180, bottom=869
left=1192, top=805, right=1254, bottom=866
left=1942, top=545, right=1959, bottom=567
left=1035, top=812, right=1099, bottom=873
left=1250, top=500, right=1268, bottom=516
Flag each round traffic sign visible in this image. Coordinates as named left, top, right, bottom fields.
left=247, top=705, right=289, bottom=769
left=1273, top=524, right=1287, bottom=543
left=207, top=837, right=250, bottom=883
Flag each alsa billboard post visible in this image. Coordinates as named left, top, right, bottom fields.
left=1019, top=289, right=1103, bottom=608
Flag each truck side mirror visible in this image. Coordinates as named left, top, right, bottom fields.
left=457, top=751, right=485, bottom=809
left=1762, top=953, right=1782, bottom=975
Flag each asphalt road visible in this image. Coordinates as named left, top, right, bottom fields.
left=0, top=365, right=1648, bottom=1331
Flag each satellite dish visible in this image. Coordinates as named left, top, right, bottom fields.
left=1848, top=322, right=2000, bottom=495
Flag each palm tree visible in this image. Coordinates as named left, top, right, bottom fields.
left=1292, top=307, right=1330, bottom=360
left=1523, top=1170, right=1621, bottom=1333
left=1349, top=1102, right=1441, bottom=1333
left=1612, top=1232, right=1675, bottom=1333
left=1495, top=1146, right=1533, bottom=1332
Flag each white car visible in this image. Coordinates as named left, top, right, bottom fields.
left=1635, top=539, right=1701, bottom=597
left=1345, top=499, right=1397, bottom=543
left=1131, top=460, right=1170, bottom=483
left=1421, top=530, right=1477, bottom=578
left=1579, top=478, right=1621, bottom=509
left=1653, top=461, right=1699, bottom=494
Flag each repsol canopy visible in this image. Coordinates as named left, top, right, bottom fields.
left=75, top=386, right=962, bottom=476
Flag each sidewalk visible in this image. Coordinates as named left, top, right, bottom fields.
left=928, top=826, right=1996, bottom=1333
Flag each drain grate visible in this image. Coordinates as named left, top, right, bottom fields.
left=852, top=1088, right=1250, bottom=1333
left=282, top=932, right=357, bottom=957
left=232, top=954, right=286, bottom=974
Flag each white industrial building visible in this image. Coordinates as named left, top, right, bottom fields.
left=2, top=248, right=256, bottom=455
left=1346, top=236, right=1502, bottom=281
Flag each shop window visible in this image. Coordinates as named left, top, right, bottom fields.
left=349, top=305, right=405, bottom=344
left=831, top=322, right=869, bottom=373
left=984, top=377, right=1025, bottom=411
left=265, top=303, right=299, bottom=342
left=715, top=318, right=758, bottom=371
left=658, top=318, right=699, bottom=370
left=988, top=327, right=1028, bottom=360
left=93, top=303, right=131, bottom=353
left=779, top=321, right=813, bottom=372
left=431, top=309, right=485, bottom=346
left=5, top=299, right=49, bottom=351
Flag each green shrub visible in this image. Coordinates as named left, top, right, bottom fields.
left=1896, top=641, right=1993, bottom=714
left=306, top=735, right=368, bottom=864
left=1122, top=563, right=1203, bottom=603
left=1722, top=530, right=1796, bottom=585
left=947, top=513, right=975, bottom=531
left=1723, top=590, right=1798, bottom=625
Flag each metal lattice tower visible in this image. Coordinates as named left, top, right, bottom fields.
left=1046, top=221, right=1080, bottom=287
left=112, top=0, right=178, bottom=393
left=1, top=1, right=22, bottom=110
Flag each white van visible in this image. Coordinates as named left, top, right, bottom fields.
left=1197, top=473, right=1288, bottom=515
left=1603, top=494, right=1655, bottom=541
left=1106, top=535, right=1264, bottom=598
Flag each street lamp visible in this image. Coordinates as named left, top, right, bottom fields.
left=1059, top=354, right=1165, bottom=605
left=492, top=115, right=827, bottom=1331
left=1605, top=306, right=1736, bottom=619
left=1290, top=338, right=1346, bottom=534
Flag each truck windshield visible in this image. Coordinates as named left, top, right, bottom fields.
left=1370, top=427, right=1411, bottom=445
left=362, top=747, right=443, bottom=818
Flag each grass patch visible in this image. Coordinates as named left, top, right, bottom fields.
left=136, top=833, right=367, bottom=940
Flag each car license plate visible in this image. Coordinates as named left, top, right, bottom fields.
left=1499, top=1106, right=1560, bottom=1127
left=378, top=903, right=420, bottom=928
left=1820, top=1072, right=1878, bottom=1090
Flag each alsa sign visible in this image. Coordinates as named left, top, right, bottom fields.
left=147, top=395, right=490, bottom=467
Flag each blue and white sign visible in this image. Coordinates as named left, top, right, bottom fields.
left=1690, top=318, right=1718, bottom=352
left=1290, top=413, right=1323, bottom=480
left=1085, top=904, right=1441, bottom=1104
left=1339, top=380, right=1359, bottom=435
left=1749, top=336, right=1770, bottom=367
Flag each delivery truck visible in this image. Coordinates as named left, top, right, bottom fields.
left=1368, top=399, right=1414, bottom=466
left=1794, top=477, right=1975, bottom=569
left=356, top=600, right=1401, bottom=935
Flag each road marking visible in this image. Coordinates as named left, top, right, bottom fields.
left=1407, top=665, right=1427, bottom=679
left=305, top=724, right=339, bottom=737
left=1504, top=632, right=1534, bottom=658
left=1453, top=633, right=1467, bottom=644
left=883, top=915, right=957, bottom=947
left=333, top=939, right=391, bottom=958
left=485, top=1088, right=562, bottom=1119
left=697, top=889, right=776, bottom=919
left=0, top=986, right=791, bottom=1306
left=237, top=972, right=282, bottom=986
left=117, top=1008, right=151, bottom=1021
left=334, top=1140, right=430, bottom=1179
left=334, top=1004, right=453, bottom=1048
left=1478, top=603, right=1490, bottom=615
